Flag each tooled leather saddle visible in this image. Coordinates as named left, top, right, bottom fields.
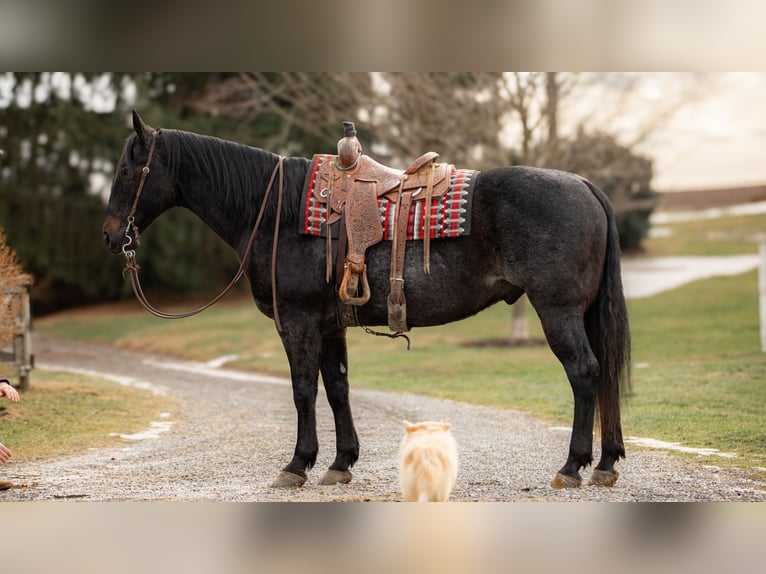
left=307, top=122, right=476, bottom=333
left=314, top=122, right=455, bottom=332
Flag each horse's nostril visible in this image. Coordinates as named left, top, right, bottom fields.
left=104, top=231, right=111, bottom=246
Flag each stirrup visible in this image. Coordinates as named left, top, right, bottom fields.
left=339, top=263, right=371, bottom=305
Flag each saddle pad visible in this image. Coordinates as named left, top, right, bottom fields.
left=300, top=154, right=479, bottom=241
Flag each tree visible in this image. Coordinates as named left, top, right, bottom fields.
left=0, top=73, right=130, bottom=197
left=182, top=72, right=514, bottom=168
left=0, top=73, right=266, bottom=313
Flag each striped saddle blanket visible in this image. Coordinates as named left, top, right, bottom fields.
left=300, top=154, right=479, bottom=241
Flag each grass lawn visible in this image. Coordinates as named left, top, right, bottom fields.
left=34, top=210, right=766, bottom=475
left=1, top=369, right=176, bottom=460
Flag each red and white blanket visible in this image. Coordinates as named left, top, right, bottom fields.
left=300, top=154, right=478, bottom=240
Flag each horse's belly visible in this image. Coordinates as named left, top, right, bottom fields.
left=355, top=241, right=510, bottom=328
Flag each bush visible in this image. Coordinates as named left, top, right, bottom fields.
left=0, top=229, right=31, bottom=347
left=0, top=189, right=241, bottom=315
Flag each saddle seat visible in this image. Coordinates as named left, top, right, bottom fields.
left=313, top=152, right=453, bottom=217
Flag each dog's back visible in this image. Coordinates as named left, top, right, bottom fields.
left=399, top=421, right=458, bottom=502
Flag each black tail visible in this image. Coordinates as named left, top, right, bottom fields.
left=582, top=179, right=631, bottom=459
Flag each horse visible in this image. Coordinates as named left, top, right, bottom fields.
left=103, top=112, right=630, bottom=490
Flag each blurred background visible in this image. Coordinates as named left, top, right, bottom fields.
left=2, top=72, right=764, bottom=316
left=1, top=2, right=765, bottom=568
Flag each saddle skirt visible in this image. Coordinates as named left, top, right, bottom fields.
left=300, top=154, right=479, bottom=241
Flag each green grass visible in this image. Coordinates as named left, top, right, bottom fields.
left=627, top=272, right=766, bottom=465
left=33, top=208, right=766, bottom=475
left=1, top=369, right=176, bottom=461
left=643, top=211, right=766, bottom=256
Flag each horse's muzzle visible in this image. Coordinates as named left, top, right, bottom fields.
left=102, top=217, right=125, bottom=253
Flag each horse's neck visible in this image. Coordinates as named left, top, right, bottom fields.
left=176, top=150, right=279, bottom=251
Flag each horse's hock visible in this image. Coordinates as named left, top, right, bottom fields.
left=0, top=274, right=33, bottom=391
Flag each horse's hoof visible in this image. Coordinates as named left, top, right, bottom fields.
left=318, top=469, right=353, bottom=486
left=588, top=469, right=619, bottom=487
left=550, top=472, right=582, bottom=489
left=271, top=471, right=307, bottom=488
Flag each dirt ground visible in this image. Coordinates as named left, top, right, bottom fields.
left=0, top=334, right=764, bottom=501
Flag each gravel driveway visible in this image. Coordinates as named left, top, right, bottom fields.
left=2, top=333, right=764, bottom=501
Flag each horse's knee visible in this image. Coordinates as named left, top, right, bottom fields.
left=324, top=379, right=350, bottom=406
left=569, top=377, right=597, bottom=403
left=567, top=355, right=600, bottom=397
left=292, top=381, right=318, bottom=407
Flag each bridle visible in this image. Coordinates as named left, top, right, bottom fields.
left=120, top=130, right=159, bottom=261
left=120, top=129, right=285, bottom=331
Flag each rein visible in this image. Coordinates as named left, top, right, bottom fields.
left=121, top=131, right=285, bottom=331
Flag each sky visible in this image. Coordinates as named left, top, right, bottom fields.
left=3, top=72, right=765, bottom=194
left=496, top=73, right=766, bottom=193
left=602, top=73, right=766, bottom=192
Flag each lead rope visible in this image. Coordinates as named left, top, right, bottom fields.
left=122, top=155, right=285, bottom=329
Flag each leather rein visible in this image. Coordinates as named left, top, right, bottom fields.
left=120, top=130, right=285, bottom=331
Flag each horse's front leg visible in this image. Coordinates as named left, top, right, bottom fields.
left=317, top=327, right=359, bottom=486
left=271, top=316, right=323, bottom=488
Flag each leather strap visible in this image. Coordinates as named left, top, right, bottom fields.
left=325, top=162, right=337, bottom=282
left=270, top=156, right=285, bottom=332
left=387, top=188, right=413, bottom=332
left=127, top=130, right=160, bottom=223
left=123, top=156, right=285, bottom=330
left=422, top=163, right=436, bottom=274
left=336, top=210, right=348, bottom=287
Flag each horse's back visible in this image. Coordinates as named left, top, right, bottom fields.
left=475, top=166, right=607, bottom=233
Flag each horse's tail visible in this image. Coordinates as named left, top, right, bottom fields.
left=582, top=178, right=631, bottom=460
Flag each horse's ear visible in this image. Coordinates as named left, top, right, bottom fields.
left=132, top=110, right=153, bottom=148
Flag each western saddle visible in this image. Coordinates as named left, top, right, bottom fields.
left=313, top=122, right=455, bottom=332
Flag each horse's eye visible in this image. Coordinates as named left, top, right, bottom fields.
left=120, top=165, right=130, bottom=177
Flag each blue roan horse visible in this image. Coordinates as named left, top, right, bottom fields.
left=103, top=112, right=631, bottom=490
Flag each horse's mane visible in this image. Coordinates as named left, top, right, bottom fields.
left=158, top=129, right=307, bottom=229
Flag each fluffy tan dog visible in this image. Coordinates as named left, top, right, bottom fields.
left=398, top=420, right=458, bottom=502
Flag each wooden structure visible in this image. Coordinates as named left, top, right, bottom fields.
left=0, top=275, right=33, bottom=391
left=760, top=241, right=766, bottom=353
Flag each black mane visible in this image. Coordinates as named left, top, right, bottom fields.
left=160, top=129, right=308, bottom=229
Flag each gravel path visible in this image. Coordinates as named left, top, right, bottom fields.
left=2, top=334, right=764, bottom=501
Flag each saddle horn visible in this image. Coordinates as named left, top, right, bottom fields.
left=337, top=121, right=362, bottom=169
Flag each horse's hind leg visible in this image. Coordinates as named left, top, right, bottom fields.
left=590, top=398, right=624, bottom=486
left=536, top=307, right=600, bottom=488
left=317, top=328, right=359, bottom=486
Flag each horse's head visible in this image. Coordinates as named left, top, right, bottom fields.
left=103, top=111, right=176, bottom=253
